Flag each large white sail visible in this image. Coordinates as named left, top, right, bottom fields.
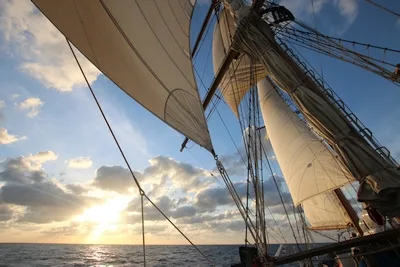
left=302, top=192, right=352, bottom=230
left=212, top=8, right=266, bottom=117
left=258, top=78, right=354, bottom=205
left=32, top=0, right=213, bottom=152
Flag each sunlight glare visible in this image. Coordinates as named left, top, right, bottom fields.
left=77, top=197, right=129, bottom=239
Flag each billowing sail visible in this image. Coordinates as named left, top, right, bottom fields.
left=231, top=9, right=400, bottom=216
left=212, top=8, right=266, bottom=116
left=33, top=0, right=213, bottom=152
left=258, top=77, right=354, bottom=205
left=302, top=192, right=352, bottom=230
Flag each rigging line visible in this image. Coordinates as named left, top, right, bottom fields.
left=67, top=39, right=215, bottom=267
left=206, top=55, right=246, bottom=120
left=193, top=8, right=218, bottom=61
left=280, top=28, right=391, bottom=71
left=143, top=194, right=216, bottom=267
left=66, top=40, right=143, bottom=193
left=278, top=31, right=395, bottom=71
left=279, top=31, right=398, bottom=68
left=66, top=38, right=146, bottom=266
left=284, top=26, right=400, bottom=54
left=261, top=143, right=302, bottom=252
left=310, top=0, right=325, bottom=85
left=280, top=37, right=400, bottom=87
left=193, top=66, right=247, bottom=168
left=292, top=21, right=399, bottom=77
left=186, top=148, right=229, bottom=192
left=141, top=194, right=146, bottom=266
left=364, top=0, right=400, bottom=18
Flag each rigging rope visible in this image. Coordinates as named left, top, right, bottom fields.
left=261, top=143, right=302, bottom=252
left=66, top=39, right=215, bottom=267
left=364, top=0, right=400, bottom=18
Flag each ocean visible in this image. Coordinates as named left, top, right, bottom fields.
left=0, top=243, right=288, bottom=267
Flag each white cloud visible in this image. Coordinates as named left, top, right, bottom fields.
left=18, top=97, right=44, bottom=117
left=279, top=0, right=359, bottom=34
left=0, top=0, right=100, bottom=92
left=66, top=157, right=93, bottom=169
left=0, top=127, right=26, bottom=144
left=25, top=150, right=58, bottom=170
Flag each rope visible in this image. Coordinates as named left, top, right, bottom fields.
left=141, top=194, right=146, bottom=266
left=66, top=38, right=215, bottom=267
left=284, top=26, right=400, bottom=54
left=261, top=143, right=302, bottom=252
left=365, top=0, right=400, bottom=18
left=143, top=194, right=216, bottom=266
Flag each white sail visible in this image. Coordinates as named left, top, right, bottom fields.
left=302, top=192, right=352, bottom=230
left=212, top=8, right=266, bottom=117
left=258, top=77, right=354, bottom=205
left=33, top=0, right=213, bottom=152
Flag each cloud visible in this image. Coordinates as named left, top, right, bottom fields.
left=0, top=204, right=13, bottom=221
left=194, top=187, right=235, bottom=213
left=25, top=150, right=58, bottom=170
left=0, top=127, right=26, bottom=145
left=66, top=157, right=93, bottom=169
left=92, top=156, right=212, bottom=195
left=18, top=97, right=44, bottom=117
left=216, top=151, right=246, bottom=177
left=143, top=156, right=212, bottom=195
left=279, top=0, right=358, bottom=34
left=0, top=152, right=101, bottom=224
left=0, top=185, right=99, bottom=224
left=65, top=184, right=88, bottom=195
left=126, top=196, right=196, bottom=222
left=41, top=221, right=97, bottom=237
left=0, top=150, right=57, bottom=184
left=396, top=19, right=400, bottom=29
left=171, top=206, right=197, bottom=219
left=0, top=0, right=100, bottom=92
left=92, top=165, right=139, bottom=194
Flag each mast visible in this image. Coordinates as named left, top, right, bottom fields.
left=180, top=0, right=265, bottom=152
left=191, top=1, right=217, bottom=58
left=334, top=188, right=364, bottom=236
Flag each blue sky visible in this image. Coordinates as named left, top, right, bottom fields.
left=0, top=0, right=399, bottom=245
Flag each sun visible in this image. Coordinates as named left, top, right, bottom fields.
left=77, top=197, right=129, bottom=239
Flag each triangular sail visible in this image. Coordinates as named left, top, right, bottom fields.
left=258, top=77, right=354, bottom=205
left=33, top=0, right=213, bottom=152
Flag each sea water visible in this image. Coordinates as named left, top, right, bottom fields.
left=0, top=243, right=293, bottom=267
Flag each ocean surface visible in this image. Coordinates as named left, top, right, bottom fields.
left=0, top=243, right=293, bottom=267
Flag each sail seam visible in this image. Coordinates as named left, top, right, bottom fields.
left=167, top=0, right=189, bottom=37
left=154, top=1, right=189, bottom=60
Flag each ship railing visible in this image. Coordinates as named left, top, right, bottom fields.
left=276, top=40, right=399, bottom=166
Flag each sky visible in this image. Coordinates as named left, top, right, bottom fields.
left=0, top=0, right=400, bottom=247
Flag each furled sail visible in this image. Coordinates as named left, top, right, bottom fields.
left=302, top=192, right=352, bottom=230
left=258, top=77, right=353, bottom=205
left=231, top=8, right=400, bottom=216
left=212, top=8, right=266, bottom=117
left=33, top=0, right=213, bottom=152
